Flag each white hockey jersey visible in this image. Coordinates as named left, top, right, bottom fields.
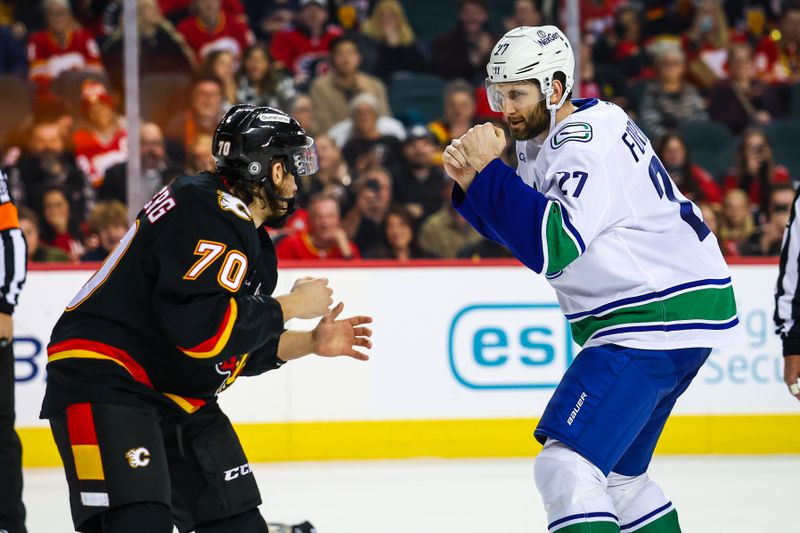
left=453, top=98, right=743, bottom=350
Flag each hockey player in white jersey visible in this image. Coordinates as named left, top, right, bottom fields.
left=444, top=26, right=743, bottom=533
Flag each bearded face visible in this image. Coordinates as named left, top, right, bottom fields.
left=488, top=81, right=553, bottom=141
left=507, top=98, right=552, bottom=141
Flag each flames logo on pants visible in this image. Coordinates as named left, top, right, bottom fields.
left=215, top=354, right=250, bottom=394
left=125, top=447, right=151, bottom=468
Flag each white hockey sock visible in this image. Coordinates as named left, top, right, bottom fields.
left=534, top=440, right=619, bottom=532
left=607, top=472, right=678, bottom=531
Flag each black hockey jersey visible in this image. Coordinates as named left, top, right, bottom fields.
left=41, top=173, right=285, bottom=417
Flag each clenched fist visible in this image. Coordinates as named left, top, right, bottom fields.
left=288, top=277, right=334, bottom=319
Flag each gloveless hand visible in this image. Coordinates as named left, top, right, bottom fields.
left=457, top=122, right=507, bottom=173
left=312, top=302, right=373, bottom=361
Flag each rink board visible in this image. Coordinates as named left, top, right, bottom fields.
left=14, top=260, right=800, bottom=466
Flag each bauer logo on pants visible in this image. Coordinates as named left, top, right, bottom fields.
left=449, top=304, right=575, bottom=389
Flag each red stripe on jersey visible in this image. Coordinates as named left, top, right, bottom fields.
left=66, top=403, right=98, bottom=445
left=48, top=339, right=154, bottom=388
left=178, top=299, right=235, bottom=357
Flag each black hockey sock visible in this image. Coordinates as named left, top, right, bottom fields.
left=195, top=508, right=268, bottom=533
left=97, top=502, right=172, bottom=533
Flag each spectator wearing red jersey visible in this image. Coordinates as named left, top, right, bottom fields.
left=27, top=0, right=105, bottom=101
left=270, top=0, right=343, bottom=87
left=681, top=0, right=733, bottom=89
left=754, top=1, right=800, bottom=83
left=655, top=133, right=722, bottom=204
left=722, top=127, right=790, bottom=215
left=592, top=5, right=648, bottom=79
left=72, top=80, right=127, bottom=189
left=277, top=194, right=360, bottom=260
left=176, top=0, right=254, bottom=62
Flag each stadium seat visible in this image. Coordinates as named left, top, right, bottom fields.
left=404, top=0, right=458, bottom=45
left=764, top=119, right=800, bottom=181
left=677, top=120, right=734, bottom=179
left=0, top=75, right=31, bottom=148
left=389, top=72, right=446, bottom=125
left=790, top=82, right=800, bottom=119
left=140, top=73, right=192, bottom=128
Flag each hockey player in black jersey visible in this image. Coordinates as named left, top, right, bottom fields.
left=40, top=105, right=373, bottom=533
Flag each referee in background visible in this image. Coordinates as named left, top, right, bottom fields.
left=775, top=187, right=800, bottom=401
left=0, top=169, right=28, bottom=533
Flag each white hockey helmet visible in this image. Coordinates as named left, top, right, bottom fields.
left=486, top=25, right=575, bottom=114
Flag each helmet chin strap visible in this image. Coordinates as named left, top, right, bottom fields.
left=544, top=85, right=572, bottom=133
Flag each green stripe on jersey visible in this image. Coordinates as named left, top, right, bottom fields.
left=552, top=520, right=620, bottom=533
left=545, top=202, right=581, bottom=275
left=626, top=509, right=681, bottom=532
left=570, top=285, right=737, bottom=346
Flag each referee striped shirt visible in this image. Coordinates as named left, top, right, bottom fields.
left=0, top=170, right=26, bottom=315
left=775, top=187, right=800, bottom=356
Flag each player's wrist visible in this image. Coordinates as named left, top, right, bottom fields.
left=276, top=294, right=299, bottom=322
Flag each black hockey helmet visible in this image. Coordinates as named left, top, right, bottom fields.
left=212, top=104, right=319, bottom=186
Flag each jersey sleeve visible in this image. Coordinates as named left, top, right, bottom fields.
left=775, top=188, right=800, bottom=356
left=454, top=152, right=609, bottom=276
left=150, top=189, right=284, bottom=364
left=0, top=171, right=26, bottom=315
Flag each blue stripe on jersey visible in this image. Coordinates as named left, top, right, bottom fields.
left=548, top=511, right=618, bottom=530
left=620, top=502, right=673, bottom=530
left=564, top=278, right=733, bottom=320
left=560, top=206, right=586, bottom=253
left=592, top=317, right=740, bottom=340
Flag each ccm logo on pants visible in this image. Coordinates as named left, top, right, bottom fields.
left=224, top=463, right=252, bottom=481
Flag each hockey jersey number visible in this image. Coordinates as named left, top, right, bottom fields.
left=183, top=240, right=248, bottom=292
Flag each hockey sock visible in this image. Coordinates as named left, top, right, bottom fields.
left=98, top=502, right=172, bottom=533
left=195, top=508, right=268, bottom=533
left=536, top=441, right=620, bottom=533
left=619, top=508, right=680, bottom=533
left=607, top=472, right=680, bottom=532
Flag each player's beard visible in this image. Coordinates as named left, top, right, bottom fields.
left=507, top=100, right=551, bottom=141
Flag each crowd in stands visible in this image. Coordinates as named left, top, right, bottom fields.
left=0, top=0, right=798, bottom=264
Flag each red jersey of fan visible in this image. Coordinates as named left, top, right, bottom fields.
left=270, top=25, right=343, bottom=83
left=177, top=12, right=255, bottom=61
left=27, top=29, right=103, bottom=94
left=276, top=231, right=361, bottom=261
left=755, top=35, right=800, bottom=83
left=73, top=127, right=128, bottom=188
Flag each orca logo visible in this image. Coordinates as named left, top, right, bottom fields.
left=125, top=447, right=151, bottom=468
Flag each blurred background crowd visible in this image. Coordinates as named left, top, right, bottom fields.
left=0, top=0, right=798, bottom=263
